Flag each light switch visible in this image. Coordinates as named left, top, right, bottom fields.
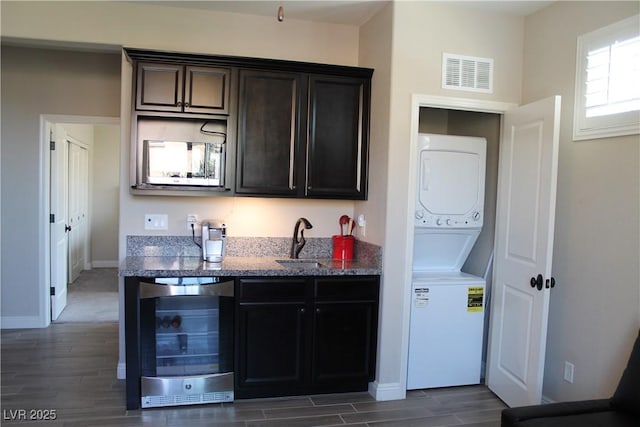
left=145, top=214, right=168, bottom=230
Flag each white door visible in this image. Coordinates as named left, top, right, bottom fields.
left=67, top=139, right=89, bottom=282
left=50, top=123, right=69, bottom=320
left=487, top=96, right=561, bottom=407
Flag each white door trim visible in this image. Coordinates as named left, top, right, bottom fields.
left=39, top=114, right=119, bottom=327
left=398, top=95, right=517, bottom=394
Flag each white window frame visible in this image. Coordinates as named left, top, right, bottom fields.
left=573, top=14, right=640, bottom=141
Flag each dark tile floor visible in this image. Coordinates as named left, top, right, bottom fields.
left=1, top=323, right=505, bottom=426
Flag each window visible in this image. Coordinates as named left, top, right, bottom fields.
left=573, top=15, right=640, bottom=140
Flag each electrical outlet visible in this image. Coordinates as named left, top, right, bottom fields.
left=563, top=361, right=574, bottom=383
left=357, top=214, right=366, bottom=237
left=187, top=214, right=199, bottom=230
left=144, top=214, right=168, bottom=230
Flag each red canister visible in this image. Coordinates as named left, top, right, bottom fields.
left=332, top=235, right=355, bottom=260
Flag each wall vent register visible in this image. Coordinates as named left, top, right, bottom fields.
left=442, top=52, right=494, bottom=94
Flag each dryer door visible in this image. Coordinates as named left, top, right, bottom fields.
left=415, top=134, right=486, bottom=228
left=418, top=150, right=481, bottom=222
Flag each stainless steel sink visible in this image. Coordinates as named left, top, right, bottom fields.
left=276, top=259, right=324, bottom=269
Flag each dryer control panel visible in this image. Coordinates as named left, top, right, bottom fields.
left=415, top=209, right=482, bottom=227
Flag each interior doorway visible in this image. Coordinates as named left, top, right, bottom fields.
left=417, top=107, right=502, bottom=381
left=42, top=115, right=120, bottom=323
left=404, top=94, right=562, bottom=406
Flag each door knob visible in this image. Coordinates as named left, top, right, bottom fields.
left=530, top=274, right=543, bottom=291
left=65, top=225, right=72, bottom=232
left=546, top=277, right=556, bottom=289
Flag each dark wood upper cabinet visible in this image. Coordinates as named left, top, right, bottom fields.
left=136, top=63, right=183, bottom=112
left=126, top=49, right=372, bottom=199
left=236, top=70, right=306, bottom=195
left=307, top=75, right=369, bottom=199
left=236, top=71, right=370, bottom=199
left=136, top=62, right=230, bottom=115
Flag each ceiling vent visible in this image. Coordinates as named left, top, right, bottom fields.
left=442, top=53, right=493, bottom=93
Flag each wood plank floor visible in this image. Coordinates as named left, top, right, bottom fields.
left=1, top=323, right=506, bottom=426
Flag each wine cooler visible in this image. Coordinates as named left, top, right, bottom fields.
left=137, top=277, right=234, bottom=408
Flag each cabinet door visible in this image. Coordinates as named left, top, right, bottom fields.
left=311, top=301, right=377, bottom=389
left=236, top=302, right=306, bottom=396
left=136, top=63, right=183, bottom=112
left=236, top=70, right=305, bottom=196
left=235, top=277, right=308, bottom=397
left=306, top=75, right=369, bottom=199
left=183, top=66, right=230, bottom=115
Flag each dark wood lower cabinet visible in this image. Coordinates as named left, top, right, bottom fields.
left=234, top=276, right=379, bottom=399
left=311, top=301, right=376, bottom=389
left=236, top=302, right=306, bottom=393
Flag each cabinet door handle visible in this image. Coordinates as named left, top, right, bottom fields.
left=288, top=113, right=295, bottom=190
left=288, top=143, right=295, bottom=190
left=177, top=101, right=183, bottom=107
left=184, top=102, right=190, bottom=107
left=299, top=308, right=305, bottom=313
left=139, top=279, right=234, bottom=299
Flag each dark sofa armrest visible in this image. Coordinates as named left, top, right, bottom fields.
left=501, top=399, right=612, bottom=427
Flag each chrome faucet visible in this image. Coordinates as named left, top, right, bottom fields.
left=290, top=217, right=313, bottom=259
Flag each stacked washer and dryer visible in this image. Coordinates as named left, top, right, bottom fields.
left=407, top=133, right=487, bottom=390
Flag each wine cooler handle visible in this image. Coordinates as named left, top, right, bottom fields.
left=139, top=279, right=234, bottom=299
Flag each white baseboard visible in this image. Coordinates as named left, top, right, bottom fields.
left=1, top=315, right=48, bottom=329
left=91, top=260, right=119, bottom=268
left=541, top=395, right=555, bottom=404
left=117, top=362, right=126, bottom=380
left=368, top=381, right=406, bottom=401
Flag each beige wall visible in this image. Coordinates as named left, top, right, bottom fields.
left=358, top=1, right=394, bottom=397
left=92, top=125, right=120, bottom=267
left=523, top=1, right=640, bottom=402
left=0, top=46, right=121, bottom=323
left=1, top=0, right=359, bottom=66
left=359, top=0, right=525, bottom=398
left=357, top=2, right=393, bottom=247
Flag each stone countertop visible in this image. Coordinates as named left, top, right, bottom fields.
left=119, top=256, right=381, bottom=277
